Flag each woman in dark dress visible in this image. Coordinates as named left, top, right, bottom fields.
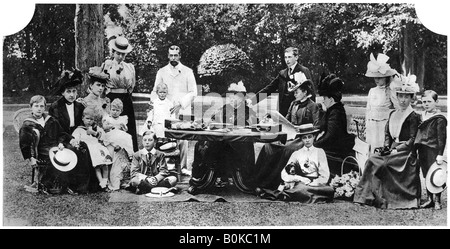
left=190, top=82, right=258, bottom=191
left=313, top=74, right=356, bottom=178
left=48, top=70, right=98, bottom=193
left=353, top=76, right=421, bottom=209
left=252, top=80, right=322, bottom=192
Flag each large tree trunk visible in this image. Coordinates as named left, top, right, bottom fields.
left=75, top=4, right=104, bottom=98
left=400, top=22, right=425, bottom=91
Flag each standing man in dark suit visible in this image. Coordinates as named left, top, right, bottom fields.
left=49, top=69, right=85, bottom=134
left=254, top=47, right=315, bottom=116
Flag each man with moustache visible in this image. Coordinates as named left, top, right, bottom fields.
left=150, top=45, right=198, bottom=176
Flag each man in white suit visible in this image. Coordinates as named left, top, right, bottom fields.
left=150, top=45, right=198, bottom=176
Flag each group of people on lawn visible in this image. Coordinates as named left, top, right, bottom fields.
left=18, top=37, right=446, bottom=210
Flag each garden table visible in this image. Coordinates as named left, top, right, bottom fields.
left=165, top=128, right=287, bottom=195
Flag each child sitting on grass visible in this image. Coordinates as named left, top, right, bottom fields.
left=129, top=130, right=178, bottom=194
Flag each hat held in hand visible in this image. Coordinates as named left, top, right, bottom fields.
left=49, top=147, right=77, bottom=172
left=425, top=161, right=447, bottom=194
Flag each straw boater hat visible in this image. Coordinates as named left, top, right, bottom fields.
left=296, top=123, right=320, bottom=136
left=425, top=161, right=447, bottom=194
left=390, top=73, right=420, bottom=94
left=49, top=147, right=77, bottom=172
left=109, top=36, right=133, bottom=54
left=365, top=53, right=398, bottom=78
left=145, top=187, right=175, bottom=198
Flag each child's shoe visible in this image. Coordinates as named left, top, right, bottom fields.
left=99, top=178, right=108, bottom=189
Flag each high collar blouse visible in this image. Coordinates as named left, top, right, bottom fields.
left=103, top=59, right=136, bottom=92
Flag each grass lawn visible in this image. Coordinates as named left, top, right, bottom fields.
left=1, top=104, right=447, bottom=227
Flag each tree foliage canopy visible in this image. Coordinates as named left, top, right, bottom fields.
left=3, top=3, right=447, bottom=97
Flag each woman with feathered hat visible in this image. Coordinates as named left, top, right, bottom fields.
left=354, top=74, right=422, bottom=209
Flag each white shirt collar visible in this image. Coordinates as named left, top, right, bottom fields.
left=290, top=62, right=298, bottom=72
left=141, top=148, right=157, bottom=156
left=301, top=145, right=315, bottom=152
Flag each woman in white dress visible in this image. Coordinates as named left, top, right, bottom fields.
left=364, top=53, right=398, bottom=152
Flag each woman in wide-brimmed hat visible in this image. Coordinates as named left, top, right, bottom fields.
left=364, top=53, right=399, bottom=152
left=101, top=36, right=138, bottom=152
left=354, top=74, right=422, bottom=209
left=414, top=90, right=447, bottom=210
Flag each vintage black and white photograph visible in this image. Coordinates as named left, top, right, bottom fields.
left=1, top=0, right=448, bottom=229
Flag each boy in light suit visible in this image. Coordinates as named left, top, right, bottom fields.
left=129, top=130, right=177, bottom=194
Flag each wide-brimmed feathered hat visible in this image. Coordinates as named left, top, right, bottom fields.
left=52, top=69, right=83, bottom=95
left=288, top=79, right=314, bottom=95
left=365, top=53, right=398, bottom=78
left=390, top=73, right=420, bottom=94
left=88, top=66, right=110, bottom=85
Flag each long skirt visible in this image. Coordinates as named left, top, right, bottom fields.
left=258, top=183, right=334, bottom=203
left=250, top=138, right=304, bottom=190
left=353, top=150, right=421, bottom=209
left=107, top=92, right=138, bottom=151
left=66, top=142, right=100, bottom=193
left=38, top=143, right=99, bottom=193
